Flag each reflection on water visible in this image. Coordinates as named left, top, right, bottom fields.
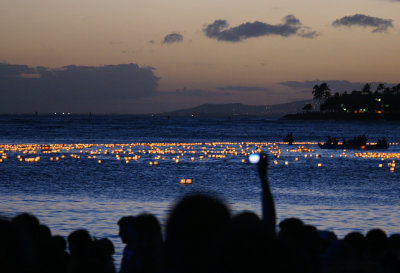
left=1, top=116, right=400, bottom=268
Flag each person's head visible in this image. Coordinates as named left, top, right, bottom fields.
left=68, top=229, right=92, bottom=256
left=117, top=216, right=136, bottom=244
left=165, top=194, right=230, bottom=273
left=135, top=213, right=162, bottom=247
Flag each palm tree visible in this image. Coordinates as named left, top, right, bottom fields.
left=376, top=83, right=385, bottom=93
left=362, top=83, right=371, bottom=95
left=312, top=83, right=331, bottom=110
left=302, top=103, right=312, bottom=113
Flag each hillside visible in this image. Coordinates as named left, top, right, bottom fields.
left=158, top=100, right=311, bottom=118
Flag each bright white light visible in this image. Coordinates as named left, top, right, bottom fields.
left=248, top=153, right=260, bottom=164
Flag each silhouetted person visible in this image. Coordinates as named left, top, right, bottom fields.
left=49, top=235, right=70, bottom=273
left=118, top=214, right=163, bottom=273
left=118, top=216, right=137, bottom=273
left=344, top=231, right=365, bottom=261
left=133, top=214, right=163, bottom=273
left=68, top=229, right=93, bottom=273
left=36, top=224, right=53, bottom=273
left=11, top=213, right=41, bottom=273
left=165, top=194, right=230, bottom=273
left=92, top=238, right=116, bottom=273
left=386, top=234, right=400, bottom=273
left=365, top=229, right=387, bottom=269
left=225, top=211, right=276, bottom=273
left=278, top=218, right=308, bottom=273
left=381, top=138, right=388, bottom=147
left=284, top=133, right=294, bottom=145
left=0, top=219, right=18, bottom=273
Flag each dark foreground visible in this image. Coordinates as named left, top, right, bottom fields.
left=1, top=155, right=399, bottom=273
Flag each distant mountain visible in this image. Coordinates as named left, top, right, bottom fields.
left=158, top=100, right=313, bottom=118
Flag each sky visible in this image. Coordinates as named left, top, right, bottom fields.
left=1, top=0, right=399, bottom=114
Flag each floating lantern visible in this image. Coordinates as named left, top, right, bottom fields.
left=98, top=160, right=102, bottom=164
left=285, top=161, right=288, bottom=165
left=317, top=163, right=322, bottom=167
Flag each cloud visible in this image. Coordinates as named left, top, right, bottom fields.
left=216, top=86, right=269, bottom=92
left=0, top=63, right=159, bottom=113
left=171, top=87, right=230, bottom=97
left=162, top=33, right=183, bottom=44
left=332, top=14, right=393, bottom=33
left=203, top=15, right=319, bottom=42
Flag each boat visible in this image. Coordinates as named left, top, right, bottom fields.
left=283, top=133, right=294, bottom=145
left=318, top=142, right=389, bottom=150
left=318, top=136, right=388, bottom=150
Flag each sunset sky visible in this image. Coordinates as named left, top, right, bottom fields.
left=1, top=0, right=399, bottom=114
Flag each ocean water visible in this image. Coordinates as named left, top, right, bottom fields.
left=1, top=115, right=400, bottom=266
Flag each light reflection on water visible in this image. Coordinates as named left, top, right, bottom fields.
left=1, top=116, right=400, bottom=268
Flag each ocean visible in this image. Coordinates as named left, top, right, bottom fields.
left=1, top=114, right=399, bottom=267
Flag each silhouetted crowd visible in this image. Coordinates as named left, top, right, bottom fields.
left=1, top=154, right=400, bottom=273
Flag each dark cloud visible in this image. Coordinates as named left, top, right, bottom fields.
left=216, top=86, right=269, bottom=92
left=332, top=14, right=393, bottom=33
left=172, top=87, right=230, bottom=97
left=203, top=15, right=319, bottom=42
left=0, top=63, right=159, bottom=113
left=162, top=33, right=183, bottom=44
left=279, top=80, right=396, bottom=92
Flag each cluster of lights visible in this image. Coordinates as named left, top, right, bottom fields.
left=1, top=142, right=399, bottom=176
left=355, top=152, right=400, bottom=159
left=180, top=179, right=192, bottom=184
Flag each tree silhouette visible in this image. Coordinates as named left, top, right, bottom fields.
left=312, top=83, right=331, bottom=110
left=302, top=103, right=312, bottom=113
left=362, top=83, right=371, bottom=95
left=376, top=83, right=385, bottom=93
